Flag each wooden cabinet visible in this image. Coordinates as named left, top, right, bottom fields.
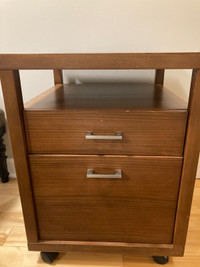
left=1, top=53, right=200, bottom=264
left=24, top=82, right=187, bottom=252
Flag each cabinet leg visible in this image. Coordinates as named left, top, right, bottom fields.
left=153, top=256, right=169, bottom=265
left=40, top=252, right=59, bottom=264
left=0, top=135, right=9, bottom=183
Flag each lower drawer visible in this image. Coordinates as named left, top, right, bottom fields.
left=29, top=155, right=182, bottom=244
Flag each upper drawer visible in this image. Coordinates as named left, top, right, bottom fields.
left=24, top=109, right=187, bottom=156
left=24, top=83, right=187, bottom=156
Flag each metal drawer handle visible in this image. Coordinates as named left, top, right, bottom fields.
left=87, top=169, right=122, bottom=179
left=85, top=131, right=122, bottom=140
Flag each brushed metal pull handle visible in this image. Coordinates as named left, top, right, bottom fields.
left=85, top=131, right=122, bottom=140
left=87, top=169, right=122, bottom=179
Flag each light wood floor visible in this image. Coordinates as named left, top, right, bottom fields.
left=0, top=178, right=200, bottom=266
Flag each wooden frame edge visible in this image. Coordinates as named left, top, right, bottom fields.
left=0, top=53, right=200, bottom=69
left=173, top=69, right=200, bottom=253
left=155, top=69, right=165, bottom=85
left=0, top=70, right=38, bottom=243
left=28, top=241, right=181, bottom=256
left=53, top=69, right=63, bottom=84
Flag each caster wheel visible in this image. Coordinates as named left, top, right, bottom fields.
left=153, top=256, right=169, bottom=265
left=40, top=252, right=59, bottom=264
left=1, top=175, right=9, bottom=183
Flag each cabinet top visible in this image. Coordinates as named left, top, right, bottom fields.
left=0, top=53, right=200, bottom=69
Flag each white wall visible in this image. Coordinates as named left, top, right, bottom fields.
left=0, top=0, right=200, bottom=178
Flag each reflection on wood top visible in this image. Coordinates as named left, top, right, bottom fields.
left=24, top=83, right=187, bottom=110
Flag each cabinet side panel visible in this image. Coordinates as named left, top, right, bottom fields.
left=173, top=69, right=200, bottom=253
left=0, top=70, right=38, bottom=243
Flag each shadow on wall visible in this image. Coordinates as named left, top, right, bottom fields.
left=63, top=70, right=155, bottom=84
left=63, top=69, right=191, bottom=103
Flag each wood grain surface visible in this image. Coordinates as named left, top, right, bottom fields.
left=29, top=155, right=182, bottom=244
left=24, top=83, right=186, bottom=110
left=0, top=53, right=200, bottom=69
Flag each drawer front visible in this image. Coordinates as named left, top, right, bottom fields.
left=25, top=110, right=187, bottom=156
left=30, top=155, right=182, bottom=244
